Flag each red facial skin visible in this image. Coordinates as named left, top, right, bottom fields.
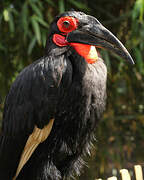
left=53, top=16, right=98, bottom=64
left=57, top=16, right=78, bottom=33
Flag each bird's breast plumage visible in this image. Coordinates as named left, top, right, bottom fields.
left=38, top=56, right=108, bottom=176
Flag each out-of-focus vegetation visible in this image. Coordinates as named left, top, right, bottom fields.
left=0, top=0, right=144, bottom=179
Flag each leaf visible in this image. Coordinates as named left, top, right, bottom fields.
left=132, top=0, right=144, bottom=22
left=68, top=0, right=88, bottom=10
left=139, top=0, right=144, bottom=22
left=45, top=0, right=56, bottom=7
left=41, top=29, right=47, bottom=47
left=134, top=47, right=144, bottom=74
left=28, top=36, right=37, bottom=55
left=34, top=15, right=49, bottom=28
left=22, top=2, right=29, bottom=36
left=101, top=50, right=111, bottom=72
left=11, top=8, right=19, bottom=16
left=31, top=16, right=41, bottom=45
left=37, top=1, right=43, bottom=10
left=59, top=0, right=65, bottom=13
left=0, top=43, right=6, bottom=52
left=3, top=9, right=9, bottom=21
left=8, top=11, right=15, bottom=33
left=31, top=0, right=38, bottom=2
left=47, top=11, right=54, bottom=23
left=29, top=1, right=43, bottom=18
left=0, top=14, right=2, bottom=25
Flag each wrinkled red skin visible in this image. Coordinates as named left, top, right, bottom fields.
left=53, top=34, right=97, bottom=64
left=53, top=16, right=98, bottom=64
left=57, top=16, right=78, bottom=33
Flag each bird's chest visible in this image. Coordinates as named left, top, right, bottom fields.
left=53, top=62, right=107, bottom=154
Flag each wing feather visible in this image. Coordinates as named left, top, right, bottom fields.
left=0, top=56, right=65, bottom=179
left=13, top=118, right=54, bottom=180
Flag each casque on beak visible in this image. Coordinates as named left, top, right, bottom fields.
left=66, top=15, right=134, bottom=64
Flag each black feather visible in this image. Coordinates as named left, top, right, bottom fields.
left=0, top=11, right=107, bottom=180
left=16, top=50, right=107, bottom=180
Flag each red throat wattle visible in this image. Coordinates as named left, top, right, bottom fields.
left=53, top=34, right=98, bottom=64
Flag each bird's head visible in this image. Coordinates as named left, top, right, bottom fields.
left=46, top=11, right=134, bottom=64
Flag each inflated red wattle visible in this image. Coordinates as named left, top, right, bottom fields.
left=53, top=34, right=98, bottom=64
left=70, top=43, right=98, bottom=64
left=57, top=16, right=78, bottom=33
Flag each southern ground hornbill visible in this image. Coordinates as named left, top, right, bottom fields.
left=0, top=11, right=134, bottom=180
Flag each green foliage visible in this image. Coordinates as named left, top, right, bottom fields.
left=0, top=0, right=144, bottom=179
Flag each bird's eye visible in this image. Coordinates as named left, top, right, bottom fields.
left=63, top=21, right=70, bottom=28
left=57, top=16, right=78, bottom=33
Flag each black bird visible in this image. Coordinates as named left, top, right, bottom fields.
left=0, top=11, right=134, bottom=180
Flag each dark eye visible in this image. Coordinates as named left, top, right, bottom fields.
left=63, top=21, right=70, bottom=28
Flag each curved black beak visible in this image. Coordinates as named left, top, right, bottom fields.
left=67, top=16, right=134, bottom=64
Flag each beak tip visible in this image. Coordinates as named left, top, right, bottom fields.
left=128, top=56, right=135, bottom=65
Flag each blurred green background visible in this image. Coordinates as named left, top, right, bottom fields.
left=0, top=0, right=144, bottom=179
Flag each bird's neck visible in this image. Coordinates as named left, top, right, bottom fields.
left=53, top=34, right=98, bottom=64
left=70, top=43, right=98, bottom=64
